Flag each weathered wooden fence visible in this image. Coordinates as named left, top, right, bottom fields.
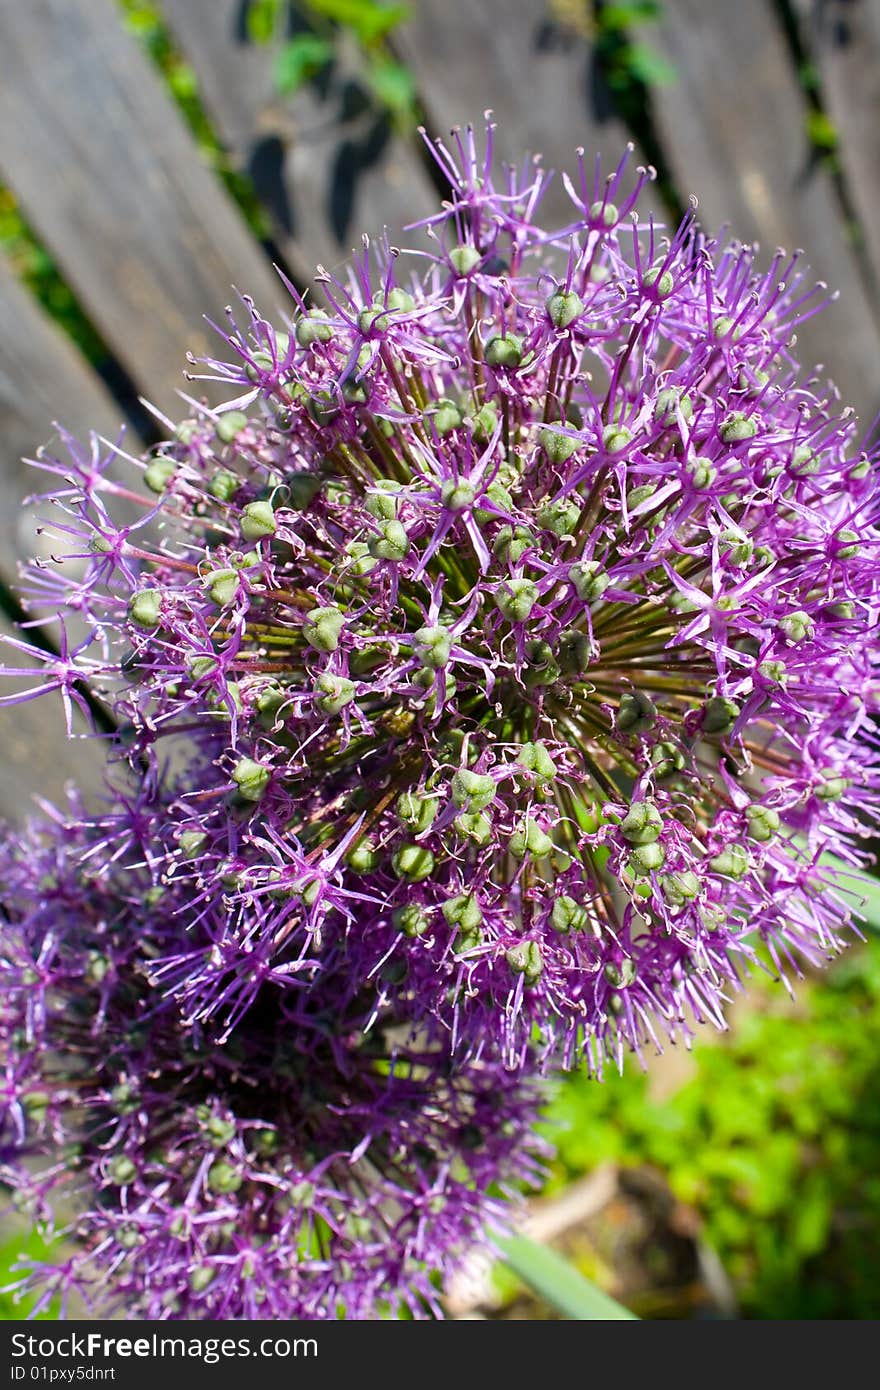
left=1, top=0, right=879, bottom=818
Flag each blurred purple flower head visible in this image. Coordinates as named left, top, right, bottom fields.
left=3, top=122, right=880, bottom=1314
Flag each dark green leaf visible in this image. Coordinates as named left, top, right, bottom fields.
left=274, top=34, right=334, bottom=93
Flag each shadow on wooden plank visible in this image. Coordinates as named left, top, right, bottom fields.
left=160, top=0, right=438, bottom=282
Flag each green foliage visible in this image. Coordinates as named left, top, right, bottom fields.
left=274, top=33, right=335, bottom=92
left=245, top=0, right=418, bottom=126
left=542, top=937, right=880, bottom=1318
left=0, top=1228, right=61, bottom=1320
left=594, top=0, right=676, bottom=93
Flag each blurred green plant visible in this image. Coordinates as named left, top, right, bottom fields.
left=118, top=0, right=271, bottom=239
left=540, top=935, right=880, bottom=1318
left=0, top=1228, right=61, bottom=1320
left=244, top=0, right=418, bottom=127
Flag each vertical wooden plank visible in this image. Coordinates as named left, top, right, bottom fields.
left=394, top=0, right=664, bottom=227
left=649, top=0, right=880, bottom=423
left=160, top=0, right=438, bottom=276
left=791, top=0, right=880, bottom=300
left=0, top=0, right=283, bottom=418
left=0, top=254, right=144, bottom=587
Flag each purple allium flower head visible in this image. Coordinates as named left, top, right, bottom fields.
left=0, top=805, right=545, bottom=1319
left=3, top=123, right=880, bottom=1313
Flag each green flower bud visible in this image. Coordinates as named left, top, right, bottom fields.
left=558, top=628, right=592, bottom=674
left=392, top=843, right=436, bottom=882
left=239, top=499, right=276, bottom=541
left=208, top=469, right=240, bottom=502
left=651, top=741, right=685, bottom=780
left=449, top=244, right=482, bottom=275
left=454, top=811, right=493, bottom=846
left=493, top=525, right=535, bottom=565
left=432, top=399, right=464, bottom=435
left=626, top=483, right=656, bottom=510
left=602, top=424, right=632, bottom=454
left=203, top=1114, right=237, bottom=1148
left=108, top=1155, right=137, bottom=1186
left=780, top=609, right=814, bottom=644
left=85, top=951, right=110, bottom=984
left=718, top=530, right=753, bottom=566
left=816, top=775, right=850, bottom=802
left=551, top=894, right=590, bottom=933
left=186, top=653, right=221, bottom=685
left=317, top=673, right=356, bottom=715
left=758, top=659, right=787, bottom=685
left=790, top=444, right=820, bottom=476
left=128, top=589, right=162, bottom=629
left=702, top=695, right=740, bottom=735
left=441, top=478, right=476, bottom=510
left=712, top=315, right=744, bottom=341
left=344, top=837, right=379, bottom=876
left=661, top=871, right=701, bottom=908
left=306, top=390, right=339, bottom=427
left=255, top=684, right=287, bottom=728
left=303, top=606, right=345, bottom=653
left=368, top=518, right=410, bottom=562
left=345, top=540, right=378, bottom=576
left=720, top=412, right=758, bottom=444
left=340, top=373, right=369, bottom=405
left=442, top=892, right=483, bottom=933
left=537, top=496, right=581, bottom=536
left=643, top=264, right=674, bottom=297
left=505, top=940, right=544, bottom=985
left=518, top=741, right=557, bottom=782
left=471, top=400, right=499, bottom=442
left=546, top=289, right=585, bottom=328
left=605, top=958, right=637, bottom=988
left=296, top=310, right=333, bottom=346
left=523, top=639, right=560, bottom=687
left=495, top=577, right=539, bottom=623
left=232, top=757, right=270, bottom=802
left=485, top=334, right=524, bottom=369
left=394, top=904, right=430, bottom=937
left=627, top=842, right=666, bottom=876
left=178, top=829, right=208, bottom=859
left=451, top=767, right=497, bottom=812
left=215, top=410, right=250, bottom=443
left=473, top=480, right=513, bottom=526
left=825, top=600, right=855, bottom=620
left=746, top=804, right=780, bottom=842
left=654, top=387, right=694, bottom=425
left=616, top=691, right=657, bottom=733
left=189, top=1265, right=216, bottom=1293
left=590, top=199, right=618, bottom=226
left=414, top=625, right=453, bottom=668
left=619, top=800, right=663, bottom=845
left=143, top=456, right=176, bottom=494
left=204, top=568, right=239, bottom=607
left=686, top=456, right=716, bottom=490
left=510, top=816, right=554, bottom=860
left=835, top=528, right=859, bottom=559
left=709, top=844, right=750, bottom=879
left=208, top=1161, right=243, bottom=1194
left=538, top=427, right=579, bottom=465
left=396, top=789, right=439, bottom=835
